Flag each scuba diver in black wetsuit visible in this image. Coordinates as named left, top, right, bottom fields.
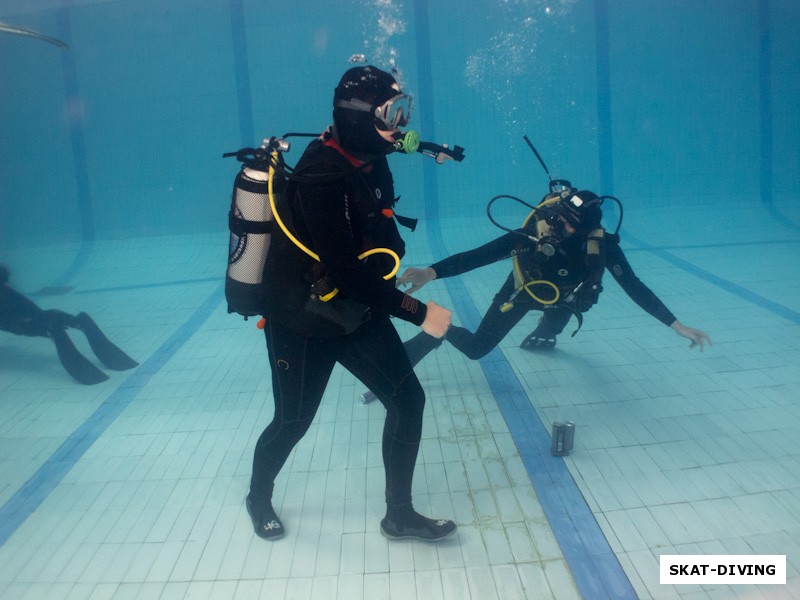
left=245, top=66, right=456, bottom=542
left=360, top=184, right=711, bottom=401
left=518, top=231, right=710, bottom=351
left=393, top=188, right=614, bottom=363
left=0, top=265, right=138, bottom=384
left=404, top=205, right=709, bottom=350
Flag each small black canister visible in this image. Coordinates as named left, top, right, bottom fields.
left=551, top=421, right=575, bottom=456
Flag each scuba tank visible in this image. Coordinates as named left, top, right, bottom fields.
left=225, top=166, right=273, bottom=317
left=224, top=139, right=289, bottom=317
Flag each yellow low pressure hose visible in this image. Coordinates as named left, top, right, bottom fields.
left=267, top=152, right=401, bottom=292
left=499, top=206, right=561, bottom=310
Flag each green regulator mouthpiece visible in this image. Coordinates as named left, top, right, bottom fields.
left=394, top=130, right=420, bottom=154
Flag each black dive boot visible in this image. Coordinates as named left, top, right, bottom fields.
left=381, top=504, right=456, bottom=541
left=246, top=494, right=285, bottom=540
left=520, top=308, right=574, bottom=351
left=520, top=319, right=557, bottom=351
left=520, top=331, right=557, bottom=351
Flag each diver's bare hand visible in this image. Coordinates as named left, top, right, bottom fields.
left=671, top=321, right=712, bottom=352
left=422, top=301, right=450, bottom=338
left=397, top=267, right=437, bottom=294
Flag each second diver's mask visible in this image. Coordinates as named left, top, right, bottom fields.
left=535, top=191, right=602, bottom=260
left=555, top=191, right=602, bottom=235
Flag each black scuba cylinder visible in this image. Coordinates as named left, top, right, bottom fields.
left=225, top=166, right=278, bottom=317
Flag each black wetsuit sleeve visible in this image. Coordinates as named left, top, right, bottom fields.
left=429, top=231, right=521, bottom=279
left=606, top=238, right=676, bottom=327
left=297, top=177, right=427, bottom=326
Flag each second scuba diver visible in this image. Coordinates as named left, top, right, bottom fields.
left=362, top=183, right=711, bottom=396
left=246, top=65, right=457, bottom=542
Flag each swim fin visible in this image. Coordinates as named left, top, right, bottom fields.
left=75, top=312, right=139, bottom=371
left=51, top=327, right=109, bottom=385
left=519, top=334, right=557, bottom=351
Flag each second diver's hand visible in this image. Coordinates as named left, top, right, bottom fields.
left=398, top=266, right=437, bottom=294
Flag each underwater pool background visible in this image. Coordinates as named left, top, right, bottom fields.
left=1, top=1, right=799, bottom=599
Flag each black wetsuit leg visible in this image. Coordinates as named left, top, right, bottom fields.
left=398, top=273, right=534, bottom=366
left=403, top=330, right=444, bottom=367
left=532, top=306, right=573, bottom=338
left=336, top=316, right=425, bottom=507
left=249, top=317, right=337, bottom=505
left=250, top=314, right=425, bottom=508
left=445, top=273, right=532, bottom=360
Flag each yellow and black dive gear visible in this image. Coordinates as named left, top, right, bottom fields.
left=224, top=133, right=465, bottom=322
left=486, top=190, right=606, bottom=336
left=266, top=147, right=401, bottom=302
left=224, top=135, right=401, bottom=319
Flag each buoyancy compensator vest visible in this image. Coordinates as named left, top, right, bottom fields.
left=272, top=136, right=406, bottom=336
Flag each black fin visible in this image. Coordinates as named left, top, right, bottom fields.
left=519, top=334, right=557, bottom=351
left=75, top=313, right=139, bottom=371
left=51, top=328, right=109, bottom=385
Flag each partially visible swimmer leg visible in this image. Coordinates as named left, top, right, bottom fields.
left=51, top=327, right=109, bottom=384
left=75, top=312, right=138, bottom=371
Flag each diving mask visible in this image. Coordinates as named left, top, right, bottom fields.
left=548, top=192, right=602, bottom=235
left=336, top=93, right=413, bottom=131
left=374, top=94, right=413, bottom=130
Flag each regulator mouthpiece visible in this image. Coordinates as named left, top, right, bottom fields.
left=393, top=129, right=420, bottom=154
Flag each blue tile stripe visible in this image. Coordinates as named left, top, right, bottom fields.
left=411, top=2, right=636, bottom=598
left=755, top=0, right=799, bottom=232
left=0, top=283, right=224, bottom=547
